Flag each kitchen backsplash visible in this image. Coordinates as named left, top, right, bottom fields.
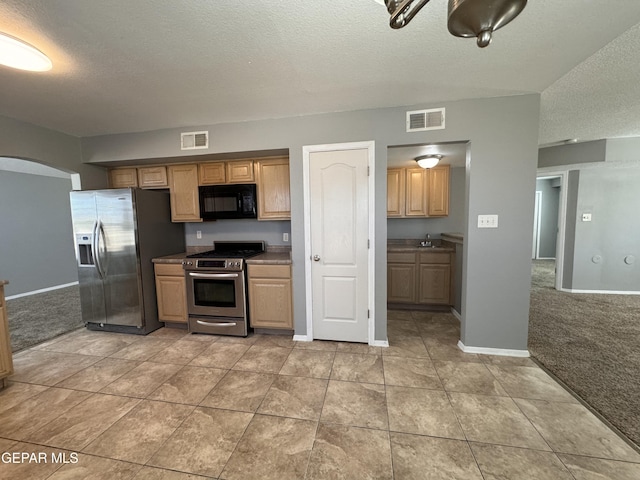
left=184, top=219, right=291, bottom=247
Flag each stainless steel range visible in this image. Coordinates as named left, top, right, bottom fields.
left=182, top=241, right=265, bottom=336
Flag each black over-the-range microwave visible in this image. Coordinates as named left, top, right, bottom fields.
left=198, top=184, right=257, bottom=220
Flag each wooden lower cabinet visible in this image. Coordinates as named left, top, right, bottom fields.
left=387, top=252, right=417, bottom=303
left=247, top=264, right=293, bottom=329
left=417, top=264, right=451, bottom=304
left=0, top=282, right=14, bottom=388
left=387, top=251, right=452, bottom=306
left=154, top=264, right=187, bottom=323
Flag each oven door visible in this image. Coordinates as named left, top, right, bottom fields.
left=185, top=270, right=245, bottom=318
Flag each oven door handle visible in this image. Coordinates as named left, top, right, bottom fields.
left=187, top=272, right=239, bottom=279
left=196, top=320, right=238, bottom=327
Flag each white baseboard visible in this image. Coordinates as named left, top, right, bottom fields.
left=6, top=281, right=79, bottom=300
left=559, top=288, right=640, bottom=295
left=450, top=308, right=462, bottom=322
left=458, top=340, right=530, bottom=357
left=293, top=334, right=312, bottom=342
left=371, top=339, right=389, bottom=348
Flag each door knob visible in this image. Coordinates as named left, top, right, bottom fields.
left=313, top=255, right=321, bottom=261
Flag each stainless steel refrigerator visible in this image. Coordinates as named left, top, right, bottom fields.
left=70, top=188, right=184, bottom=334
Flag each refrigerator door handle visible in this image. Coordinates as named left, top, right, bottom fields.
left=94, top=220, right=107, bottom=279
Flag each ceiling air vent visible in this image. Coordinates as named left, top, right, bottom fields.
left=406, top=108, right=445, bottom=132
left=181, top=131, right=209, bottom=150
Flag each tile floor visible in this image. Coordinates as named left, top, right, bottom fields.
left=1, top=310, right=639, bottom=479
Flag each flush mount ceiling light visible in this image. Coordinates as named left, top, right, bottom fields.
left=378, top=0, right=527, bottom=48
left=0, top=32, right=52, bottom=71
left=415, top=154, right=442, bottom=169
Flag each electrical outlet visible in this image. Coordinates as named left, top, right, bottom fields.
left=582, top=213, right=592, bottom=222
left=283, top=232, right=289, bottom=242
left=196, top=230, right=202, bottom=239
left=477, top=214, right=499, bottom=228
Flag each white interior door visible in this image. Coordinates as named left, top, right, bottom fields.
left=307, top=146, right=370, bottom=343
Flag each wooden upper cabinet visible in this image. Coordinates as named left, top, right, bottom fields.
left=168, top=164, right=201, bottom=222
left=428, top=165, right=450, bottom=216
left=199, top=162, right=226, bottom=185
left=109, top=168, right=138, bottom=188
left=255, top=157, right=291, bottom=220
left=227, top=160, right=254, bottom=183
left=405, top=168, right=428, bottom=216
left=387, top=168, right=405, bottom=217
left=137, top=166, right=168, bottom=188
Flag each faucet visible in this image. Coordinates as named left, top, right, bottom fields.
left=421, top=233, right=432, bottom=247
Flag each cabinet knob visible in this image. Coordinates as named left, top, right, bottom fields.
left=313, top=255, right=321, bottom=262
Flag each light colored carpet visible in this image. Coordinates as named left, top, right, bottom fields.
left=7, top=285, right=84, bottom=352
left=528, top=259, right=640, bottom=447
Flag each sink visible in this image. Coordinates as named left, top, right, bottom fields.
left=418, top=242, right=438, bottom=248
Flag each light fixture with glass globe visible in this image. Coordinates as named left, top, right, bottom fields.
left=415, top=154, right=442, bottom=169
left=0, top=32, right=52, bottom=72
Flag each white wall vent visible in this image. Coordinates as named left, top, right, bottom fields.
left=181, top=131, right=209, bottom=150
left=406, top=108, right=445, bottom=132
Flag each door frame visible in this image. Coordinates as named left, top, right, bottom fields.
left=301, top=141, right=376, bottom=344
left=532, top=191, right=542, bottom=259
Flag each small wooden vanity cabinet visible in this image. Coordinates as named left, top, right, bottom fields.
left=387, top=250, right=453, bottom=306
left=154, top=264, right=188, bottom=323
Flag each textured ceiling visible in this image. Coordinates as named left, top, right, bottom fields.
left=1, top=0, right=640, bottom=144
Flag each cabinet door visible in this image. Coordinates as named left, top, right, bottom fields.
left=227, top=160, right=255, bottom=183
left=387, top=263, right=416, bottom=303
left=248, top=277, right=293, bottom=329
left=137, top=166, right=168, bottom=188
left=168, top=164, right=201, bottom=222
left=199, top=162, right=226, bottom=185
left=155, top=274, right=187, bottom=323
left=405, top=168, right=428, bottom=216
left=417, top=264, right=451, bottom=304
left=428, top=165, right=450, bottom=216
left=387, top=168, right=405, bottom=217
left=0, top=286, right=13, bottom=381
left=109, top=168, right=138, bottom=188
left=255, top=158, right=291, bottom=220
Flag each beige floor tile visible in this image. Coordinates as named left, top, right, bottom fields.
left=382, top=355, right=442, bottom=389
left=46, top=453, right=143, bottom=479
left=188, top=342, right=250, bottom=368
left=515, top=398, right=640, bottom=462
left=423, top=337, right=483, bottom=362
left=200, top=370, right=275, bottom=412
left=390, top=432, right=483, bottom=480
left=132, top=466, right=211, bottom=479
left=108, top=338, right=176, bottom=361
left=387, top=310, right=414, bottom=321
left=558, top=453, right=640, bottom=480
left=253, top=334, right=296, bottom=348
left=383, top=336, right=430, bottom=358
left=180, top=332, right=220, bottom=342
left=470, top=443, right=574, bottom=480
left=147, top=326, right=189, bottom=340
left=41, top=333, right=135, bottom=357
left=100, top=362, right=182, bottom=398
left=147, top=339, right=209, bottom=365
left=214, top=333, right=261, bottom=345
left=26, top=393, right=140, bottom=450
left=306, top=424, right=393, bottom=480
left=413, top=311, right=459, bottom=324
left=279, top=349, right=335, bottom=379
left=294, top=340, right=339, bottom=351
left=0, top=387, right=92, bottom=440
left=321, top=380, right=388, bottom=430
left=232, top=345, right=292, bottom=373
left=387, top=321, right=420, bottom=337
left=387, top=386, right=465, bottom=439
left=55, top=357, right=140, bottom=392
left=0, top=442, right=65, bottom=480
left=10, top=350, right=101, bottom=385
left=331, top=353, right=384, bottom=384
left=487, top=365, right=578, bottom=402
left=434, top=361, right=508, bottom=396
left=481, top=354, right=537, bottom=367
left=0, top=381, right=49, bottom=414
left=258, top=375, right=328, bottom=420
left=448, top=392, right=551, bottom=450
left=147, top=407, right=253, bottom=477
left=0, top=437, right=16, bottom=451
left=147, top=365, right=226, bottom=405
left=418, top=321, right=460, bottom=339
left=221, top=414, right=316, bottom=480
left=83, top=400, right=194, bottom=464
left=336, top=342, right=382, bottom=355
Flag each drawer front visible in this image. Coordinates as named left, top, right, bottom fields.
left=419, top=252, right=450, bottom=264
left=248, top=264, right=291, bottom=279
left=154, top=263, right=185, bottom=276
left=387, top=252, right=416, bottom=264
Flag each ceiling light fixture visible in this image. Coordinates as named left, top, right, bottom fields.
left=378, top=0, right=527, bottom=48
left=415, top=154, right=442, bottom=169
left=0, top=32, right=52, bottom=72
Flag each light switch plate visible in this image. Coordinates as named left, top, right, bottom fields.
left=196, top=230, right=202, bottom=239
left=478, top=214, right=499, bottom=228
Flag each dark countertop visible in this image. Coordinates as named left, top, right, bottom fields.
left=246, top=252, right=292, bottom=265
left=387, top=239, right=454, bottom=253
left=441, top=233, right=464, bottom=245
left=152, top=253, right=187, bottom=264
